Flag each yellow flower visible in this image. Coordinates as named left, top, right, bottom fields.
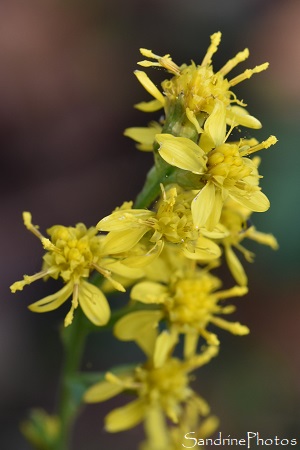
left=84, top=343, right=218, bottom=432
left=10, top=212, right=136, bottom=327
left=156, top=124, right=277, bottom=230
left=134, top=32, right=267, bottom=133
left=98, top=186, right=221, bottom=262
left=219, top=198, right=279, bottom=286
left=140, top=399, right=219, bottom=450
left=117, top=266, right=248, bottom=353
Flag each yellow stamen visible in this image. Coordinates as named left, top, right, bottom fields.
left=240, top=135, right=278, bottom=156
left=219, top=48, right=249, bottom=76
left=201, top=32, right=221, bottom=67
left=23, top=211, right=45, bottom=240
left=229, top=63, right=269, bottom=86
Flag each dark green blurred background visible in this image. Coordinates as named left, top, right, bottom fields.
left=1, top=0, right=299, bottom=448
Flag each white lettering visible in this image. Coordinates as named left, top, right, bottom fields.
left=182, top=432, right=197, bottom=448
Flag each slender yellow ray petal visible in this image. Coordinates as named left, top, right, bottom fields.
left=78, top=280, right=110, bottom=326
left=204, top=187, right=223, bottom=231
left=105, top=399, right=145, bottom=432
left=226, top=106, right=262, bottom=129
left=183, top=235, right=221, bottom=261
left=216, top=285, right=248, bottom=300
left=124, top=124, right=161, bottom=151
left=229, top=188, right=270, bottom=212
left=203, top=100, right=226, bottom=146
left=134, top=71, right=165, bottom=104
left=131, top=281, right=168, bottom=304
left=156, top=133, right=207, bottom=173
left=122, top=240, right=164, bottom=268
left=84, top=380, right=124, bottom=403
left=183, top=332, right=199, bottom=359
left=102, top=227, right=150, bottom=254
left=102, top=260, right=144, bottom=279
left=185, top=107, right=204, bottom=134
left=97, top=209, right=153, bottom=231
left=210, top=316, right=249, bottom=335
left=28, top=282, right=73, bottom=313
left=191, top=182, right=216, bottom=229
left=153, top=331, right=178, bottom=368
left=134, top=99, right=164, bottom=112
left=224, top=245, right=248, bottom=286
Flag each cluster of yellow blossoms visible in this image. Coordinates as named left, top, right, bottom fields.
left=11, top=32, right=278, bottom=448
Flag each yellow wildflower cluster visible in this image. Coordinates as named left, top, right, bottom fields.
left=84, top=32, right=278, bottom=444
left=10, top=212, right=142, bottom=327
left=11, top=32, right=278, bottom=448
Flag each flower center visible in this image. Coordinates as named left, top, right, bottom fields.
left=44, top=224, right=100, bottom=281
left=207, top=144, right=252, bottom=185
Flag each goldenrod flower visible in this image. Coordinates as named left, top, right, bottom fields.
left=116, top=267, right=248, bottom=353
left=10, top=212, right=137, bottom=327
left=84, top=343, right=218, bottom=432
left=98, top=186, right=221, bottom=262
left=219, top=198, right=279, bottom=286
left=156, top=123, right=277, bottom=230
left=140, top=399, right=219, bottom=450
left=134, top=32, right=267, bottom=135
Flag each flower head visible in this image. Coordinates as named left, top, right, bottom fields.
left=10, top=212, right=136, bottom=326
left=134, top=32, right=268, bottom=137
left=98, top=186, right=221, bottom=262
left=156, top=127, right=277, bottom=230
left=84, top=343, right=217, bottom=432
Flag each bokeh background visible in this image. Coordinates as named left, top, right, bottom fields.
left=1, top=0, right=299, bottom=448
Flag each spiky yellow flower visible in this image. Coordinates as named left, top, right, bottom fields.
left=219, top=198, right=279, bottom=286
left=156, top=111, right=277, bottom=230
left=10, top=212, right=139, bottom=326
left=98, top=186, right=221, bottom=262
left=116, top=264, right=248, bottom=353
left=133, top=32, right=268, bottom=137
left=84, top=342, right=217, bottom=432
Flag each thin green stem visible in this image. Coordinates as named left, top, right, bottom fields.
left=54, top=309, right=88, bottom=450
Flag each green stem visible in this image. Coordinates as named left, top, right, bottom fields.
left=55, top=309, right=88, bottom=450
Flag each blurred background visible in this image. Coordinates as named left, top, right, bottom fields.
left=1, top=0, right=299, bottom=448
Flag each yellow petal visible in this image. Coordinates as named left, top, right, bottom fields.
left=78, top=280, right=110, bottom=326
left=105, top=399, right=145, bottom=432
left=224, top=245, right=248, bottom=286
left=131, top=281, right=168, bottom=304
left=191, top=183, right=216, bottom=229
left=97, top=209, right=153, bottom=231
left=227, top=106, right=262, bottom=129
left=134, top=99, right=163, bottom=112
left=153, top=330, right=178, bottom=368
left=134, top=71, right=165, bottom=105
left=229, top=189, right=270, bottom=212
left=156, top=133, right=207, bottom=173
left=183, top=235, right=221, bottom=261
left=124, top=124, right=161, bottom=151
left=114, top=311, right=163, bottom=356
left=210, top=316, right=250, bottom=335
left=84, top=380, right=124, bottom=403
left=204, top=100, right=226, bottom=146
left=28, top=282, right=73, bottom=313
left=102, top=227, right=149, bottom=254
